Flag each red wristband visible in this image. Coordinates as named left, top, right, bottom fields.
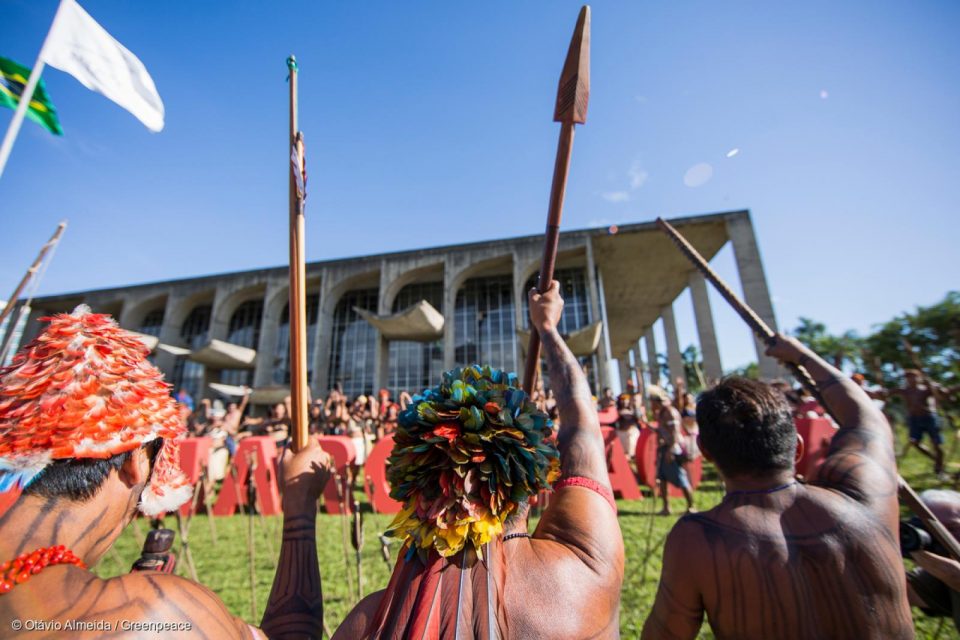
left=553, top=476, right=617, bottom=513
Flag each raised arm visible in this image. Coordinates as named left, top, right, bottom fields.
left=528, top=282, right=622, bottom=572
left=531, top=282, right=609, bottom=484
left=766, top=335, right=898, bottom=518
left=261, top=438, right=332, bottom=638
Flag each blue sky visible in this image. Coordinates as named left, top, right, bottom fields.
left=2, top=1, right=958, bottom=371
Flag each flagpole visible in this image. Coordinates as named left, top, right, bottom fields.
left=0, top=0, right=65, bottom=179
left=287, top=55, right=309, bottom=452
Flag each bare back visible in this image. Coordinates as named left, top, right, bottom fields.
left=0, top=567, right=256, bottom=639
left=336, top=488, right=622, bottom=640
left=663, top=483, right=911, bottom=639
left=643, top=336, right=915, bottom=640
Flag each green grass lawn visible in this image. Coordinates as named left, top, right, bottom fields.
left=95, top=421, right=959, bottom=638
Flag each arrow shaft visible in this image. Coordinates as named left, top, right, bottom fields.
left=523, top=123, right=575, bottom=393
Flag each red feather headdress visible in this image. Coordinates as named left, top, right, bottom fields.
left=0, top=306, right=191, bottom=515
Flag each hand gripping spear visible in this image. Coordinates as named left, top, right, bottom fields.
left=656, top=216, right=960, bottom=563
left=522, top=5, right=591, bottom=395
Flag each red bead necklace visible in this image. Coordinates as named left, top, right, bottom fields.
left=0, top=545, right=87, bottom=594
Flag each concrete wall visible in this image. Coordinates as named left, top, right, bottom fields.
left=20, top=211, right=781, bottom=397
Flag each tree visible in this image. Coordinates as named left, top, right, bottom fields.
left=791, top=317, right=863, bottom=371
left=863, top=291, right=960, bottom=387
left=728, top=362, right=759, bottom=380
left=681, top=344, right=705, bottom=392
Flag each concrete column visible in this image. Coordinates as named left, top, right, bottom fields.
left=585, top=236, right=609, bottom=389
left=616, top=352, right=630, bottom=394
left=373, top=261, right=390, bottom=392
left=645, top=327, right=660, bottom=386
left=118, top=303, right=140, bottom=329
left=314, top=276, right=336, bottom=395
left=512, top=250, right=531, bottom=376
left=634, top=341, right=646, bottom=390
left=154, top=290, right=191, bottom=379
left=253, top=280, right=286, bottom=389
left=661, top=305, right=684, bottom=390
left=206, top=286, right=232, bottom=342
left=726, top=213, right=782, bottom=379
left=689, top=271, right=723, bottom=382
left=442, top=258, right=457, bottom=370
left=199, top=285, right=236, bottom=395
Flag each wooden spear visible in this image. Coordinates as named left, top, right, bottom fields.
left=656, top=216, right=960, bottom=563
left=287, top=56, right=310, bottom=452
left=656, top=217, right=831, bottom=414
left=0, top=221, right=66, bottom=332
left=522, top=5, right=591, bottom=394
left=351, top=499, right=364, bottom=603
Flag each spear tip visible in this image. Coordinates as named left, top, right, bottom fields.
left=554, top=5, right=591, bottom=125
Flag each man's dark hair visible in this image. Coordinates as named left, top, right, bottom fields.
left=696, top=377, right=797, bottom=478
left=22, top=439, right=163, bottom=502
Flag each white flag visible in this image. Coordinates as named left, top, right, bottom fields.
left=41, top=0, right=164, bottom=132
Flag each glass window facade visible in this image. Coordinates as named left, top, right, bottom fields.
left=173, top=304, right=212, bottom=402
left=388, top=282, right=444, bottom=395
left=328, top=288, right=379, bottom=398
left=273, top=293, right=320, bottom=385
left=454, top=275, right=516, bottom=373
left=138, top=309, right=165, bottom=337
left=522, top=267, right=598, bottom=392
left=221, top=299, right=264, bottom=386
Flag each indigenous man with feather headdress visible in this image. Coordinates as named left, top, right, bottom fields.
left=0, top=307, right=334, bottom=638
left=333, top=281, right=625, bottom=639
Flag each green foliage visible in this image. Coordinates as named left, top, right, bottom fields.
left=792, top=317, right=863, bottom=371
left=681, top=344, right=706, bottom=392
left=863, top=291, right=960, bottom=387
left=789, top=291, right=959, bottom=389
left=728, top=361, right=759, bottom=379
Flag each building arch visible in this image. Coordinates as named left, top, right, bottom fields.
left=119, top=294, right=167, bottom=331
left=448, top=254, right=513, bottom=295
left=381, top=262, right=444, bottom=313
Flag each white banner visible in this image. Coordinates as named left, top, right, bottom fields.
left=41, top=0, right=164, bottom=132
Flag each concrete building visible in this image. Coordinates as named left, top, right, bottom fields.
left=7, top=210, right=781, bottom=403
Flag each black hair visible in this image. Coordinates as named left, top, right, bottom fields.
left=22, top=438, right=163, bottom=502
left=696, top=377, right=797, bottom=478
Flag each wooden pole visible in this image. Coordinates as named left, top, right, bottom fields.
left=0, top=221, right=66, bottom=331
left=246, top=452, right=258, bottom=619
left=287, top=55, right=310, bottom=452
left=351, top=499, right=364, bottom=603
left=656, top=217, right=829, bottom=413
left=522, top=6, right=591, bottom=394
left=657, top=216, right=960, bottom=563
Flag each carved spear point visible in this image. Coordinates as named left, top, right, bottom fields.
left=554, top=5, right=591, bottom=125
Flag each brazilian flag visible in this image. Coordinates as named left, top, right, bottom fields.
left=0, top=56, right=63, bottom=136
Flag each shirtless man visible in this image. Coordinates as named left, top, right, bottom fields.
left=642, top=334, right=913, bottom=639
left=0, top=307, right=333, bottom=639
left=883, top=369, right=957, bottom=476
left=649, top=387, right=695, bottom=515
left=333, top=281, right=624, bottom=638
